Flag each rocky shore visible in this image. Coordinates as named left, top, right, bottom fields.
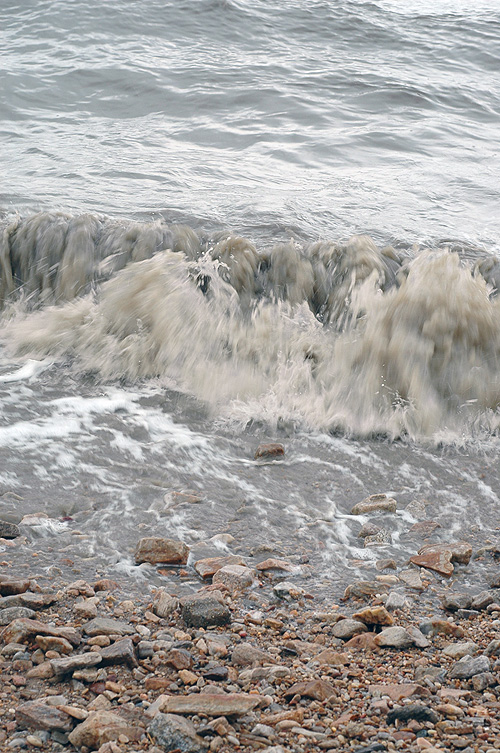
left=1, top=513, right=500, bottom=753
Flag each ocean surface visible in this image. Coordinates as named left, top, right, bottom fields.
left=1, top=0, right=499, bottom=602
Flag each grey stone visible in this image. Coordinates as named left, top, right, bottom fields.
left=181, top=594, right=230, bottom=628
left=375, top=627, right=414, bottom=649
left=471, top=590, right=496, bottom=610
left=16, top=701, right=74, bottom=732
left=442, top=642, right=478, bottom=659
left=472, top=672, right=497, bottom=691
left=137, top=641, right=154, bottom=659
left=153, top=590, right=179, bottom=618
left=99, top=637, right=137, bottom=667
left=385, top=591, right=409, bottom=611
left=231, top=643, right=275, bottom=667
left=0, top=521, right=20, bottom=539
left=406, top=626, right=430, bottom=648
left=83, top=618, right=134, bottom=637
left=448, top=654, right=491, bottom=679
left=331, top=619, right=368, bottom=640
left=485, top=640, right=500, bottom=657
left=0, top=607, right=36, bottom=625
left=50, top=653, right=102, bottom=676
left=442, top=593, right=473, bottom=611
left=148, top=713, right=208, bottom=752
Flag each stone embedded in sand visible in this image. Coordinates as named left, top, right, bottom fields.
left=0, top=521, right=20, bottom=539
left=135, top=537, right=189, bottom=565
left=212, top=564, right=255, bottom=593
left=194, top=556, right=245, bottom=580
left=314, top=649, right=349, bottom=666
left=82, top=618, right=134, bottom=637
left=350, top=494, right=397, bottom=516
left=369, top=683, right=431, bottom=703
left=471, top=590, right=496, bottom=610
left=35, top=635, right=74, bottom=654
left=50, top=653, right=103, bottom=676
left=343, top=633, right=380, bottom=651
left=285, top=679, right=336, bottom=701
left=0, top=607, right=36, bottom=625
left=16, top=701, right=74, bottom=732
left=148, top=712, right=208, bottom=752
left=442, top=592, right=473, bottom=611
left=181, top=592, right=231, bottom=628
left=419, top=618, right=464, bottom=638
left=254, top=443, right=285, bottom=460
left=410, top=549, right=453, bottom=577
left=352, top=606, right=393, bottom=626
left=99, top=637, right=137, bottom=667
left=273, top=581, right=306, bottom=600
left=67, top=710, right=144, bottom=749
left=332, top=619, right=368, bottom=640
left=231, top=643, right=276, bottom=667
left=256, top=558, right=294, bottom=572
left=165, top=648, right=193, bottom=670
left=148, top=693, right=260, bottom=717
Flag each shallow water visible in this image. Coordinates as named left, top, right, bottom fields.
left=1, top=0, right=499, bottom=601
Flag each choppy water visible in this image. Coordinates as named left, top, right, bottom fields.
left=1, top=0, right=499, bottom=602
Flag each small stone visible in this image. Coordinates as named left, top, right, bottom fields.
left=419, top=618, right=464, bottom=638
left=152, top=590, right=179, bottom=618
left=343, top=580, right=389, bottom=600
left=376, top=559, right=397, bottom=571
left=35, top=635, right=74, bottom=654
left=343, top=633, right=379, bottom=651
left=165, top=648, right=193, bottom=670
left=148, top=712, right=208, bottom=752
left=369, top=684, right=431, bottom=703
left=409, top=520, right=441, bottom=535
left=194, top=556, right=245, bottom=580
left=471, top=672, right=496, bottom=691
left=272, top=581, right=305, bottom=600
left=448, top=654, right=491, bottom=679
left=352, top=606, right=393, bottom=626
left=1, top=618, right=81, bottom=646
left=387, top=705, right=439, bottom=725
left=0, top=580, right=30, bottom=596
left=350, top=494, right=397, bottom=515
left=484, top=639, right=500, bottom=656
left=471, top=590, right=496, bottom=610
left=385, top=591, right=409, bottom=610
left=410, top=550, right=453, bottom=577
left=134, top=537, right=189, bottom=565
left=332, top=619, right=368, bottom=640
left=83, top=618, right=134, bottom=637
left=284, top=679, right=336, bottom=701
left=93, top=579, right=120, bottom=592
left=314, top=649, right=349, bottom=666
left=357, top=522, right=382, bottom=539
left=256, top=558, right=294, bottom=572
left=178, top=669, right=198, bottom=685
left=181, top=593, right=230, bottom=628
left=0, top=521, right=21, bottom=539
left=399, top=569, right=424, bottom=590
left=254, top=443, right=284, bottom=460
left=406, top=626, right=430, bottom=648
left=374, top=626, right=414, bottom=649
left=74, top=598, right=99, bottom=619
left=212, top=565, right=255, bottom=593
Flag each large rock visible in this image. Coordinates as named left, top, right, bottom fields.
left=149, top=713, right=208, bottom=752
left=16, top=701, right=74, bottom=732
left=0, top=592, right=57, bottom=611
left=350, top=494, right=397, bottom=515
left=50, top=653, right=102, bottom=677
left=67, top=710, right=143, bottom=749
left=419, top=541, right=472, bottom=565
left=135, top=537, right=189, bottom=565
left=82, top=618, right=134, bottom=637
left=147, top=693, right=260, bottom=717
left=181, top=592, right=230, bottom=628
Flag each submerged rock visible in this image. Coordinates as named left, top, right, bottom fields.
left=0, top=521, right=20, bottom=539
left=254, top=443, right=285, bottom=460
left=351, top=494, right=397, bottom=515
left=135, top=537, right=189, bottom=565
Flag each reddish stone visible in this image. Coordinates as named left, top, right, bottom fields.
left=410, top=550, right=453, bottom=577
left=134, top=537, right=189, bottom=565
left=194, top=556, right=245, bottom=580
left=284, top=679, right=336, bottom=701
left=254, top=443, right=285, bottom=460
left=344, top=633, right=379, bottom=651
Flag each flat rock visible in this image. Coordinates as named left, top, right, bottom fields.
left=148, top=712, right=208, bottom=752
left=0, top=606, right=36, bottom=624
left=472, top=672, right=497, bottom=691
left=0, top=521, right=21, bottom=539
left=35, top=635, right=74, bottom=654
left=50, top=653, right=102, bottom=676
left=1, top=618, right=81, bottom=646
left=231, top=643, right=276, bottom=667
left=332, top=619, right=368, bottom=640
left=284, top=679, right=336, bottom=701
left=418, top=541, right=472, bottom=565
left=442, top=642, right=478, bottom=659
left=0, top=592, right=57, bottom=611
left=352, top=606, right=393, bottom=626
left=409, top=520, right=441, bottom=535
left=0, top=579, right=30, bottom=596
left=254, top=443, right=285, bottom=460
left=135, top=536, right=189, bottom=565
left=471, top=590, right=496, bottom=609
left=212, top=564, right=255, bottom=593
left=351, top=494, right=397, bottom=515
left=374, top=626, right=414, bottom=649
left=194, top=556, right=245, bottom=580
left=410, top=550, right=453, bottom=577
left=369, top=683, right=431, bottom=702
left=256, top=558, right=294, bottom=572
left=398, top=569, right=424, bottom=590
left=181, top=593, right=231, bottom=628
left=83, top=618, right=134, bottom=637
left=343, top=580, right=389, bottom=600
left=448, top=654, right=491, bottom=679
left=16, top=701, right=74, bottom=732
left=67, top=710, right=143, bottom=749
left=314, top=649, right=349, bottom=666
left=149, top=693, right=260, bottom=717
